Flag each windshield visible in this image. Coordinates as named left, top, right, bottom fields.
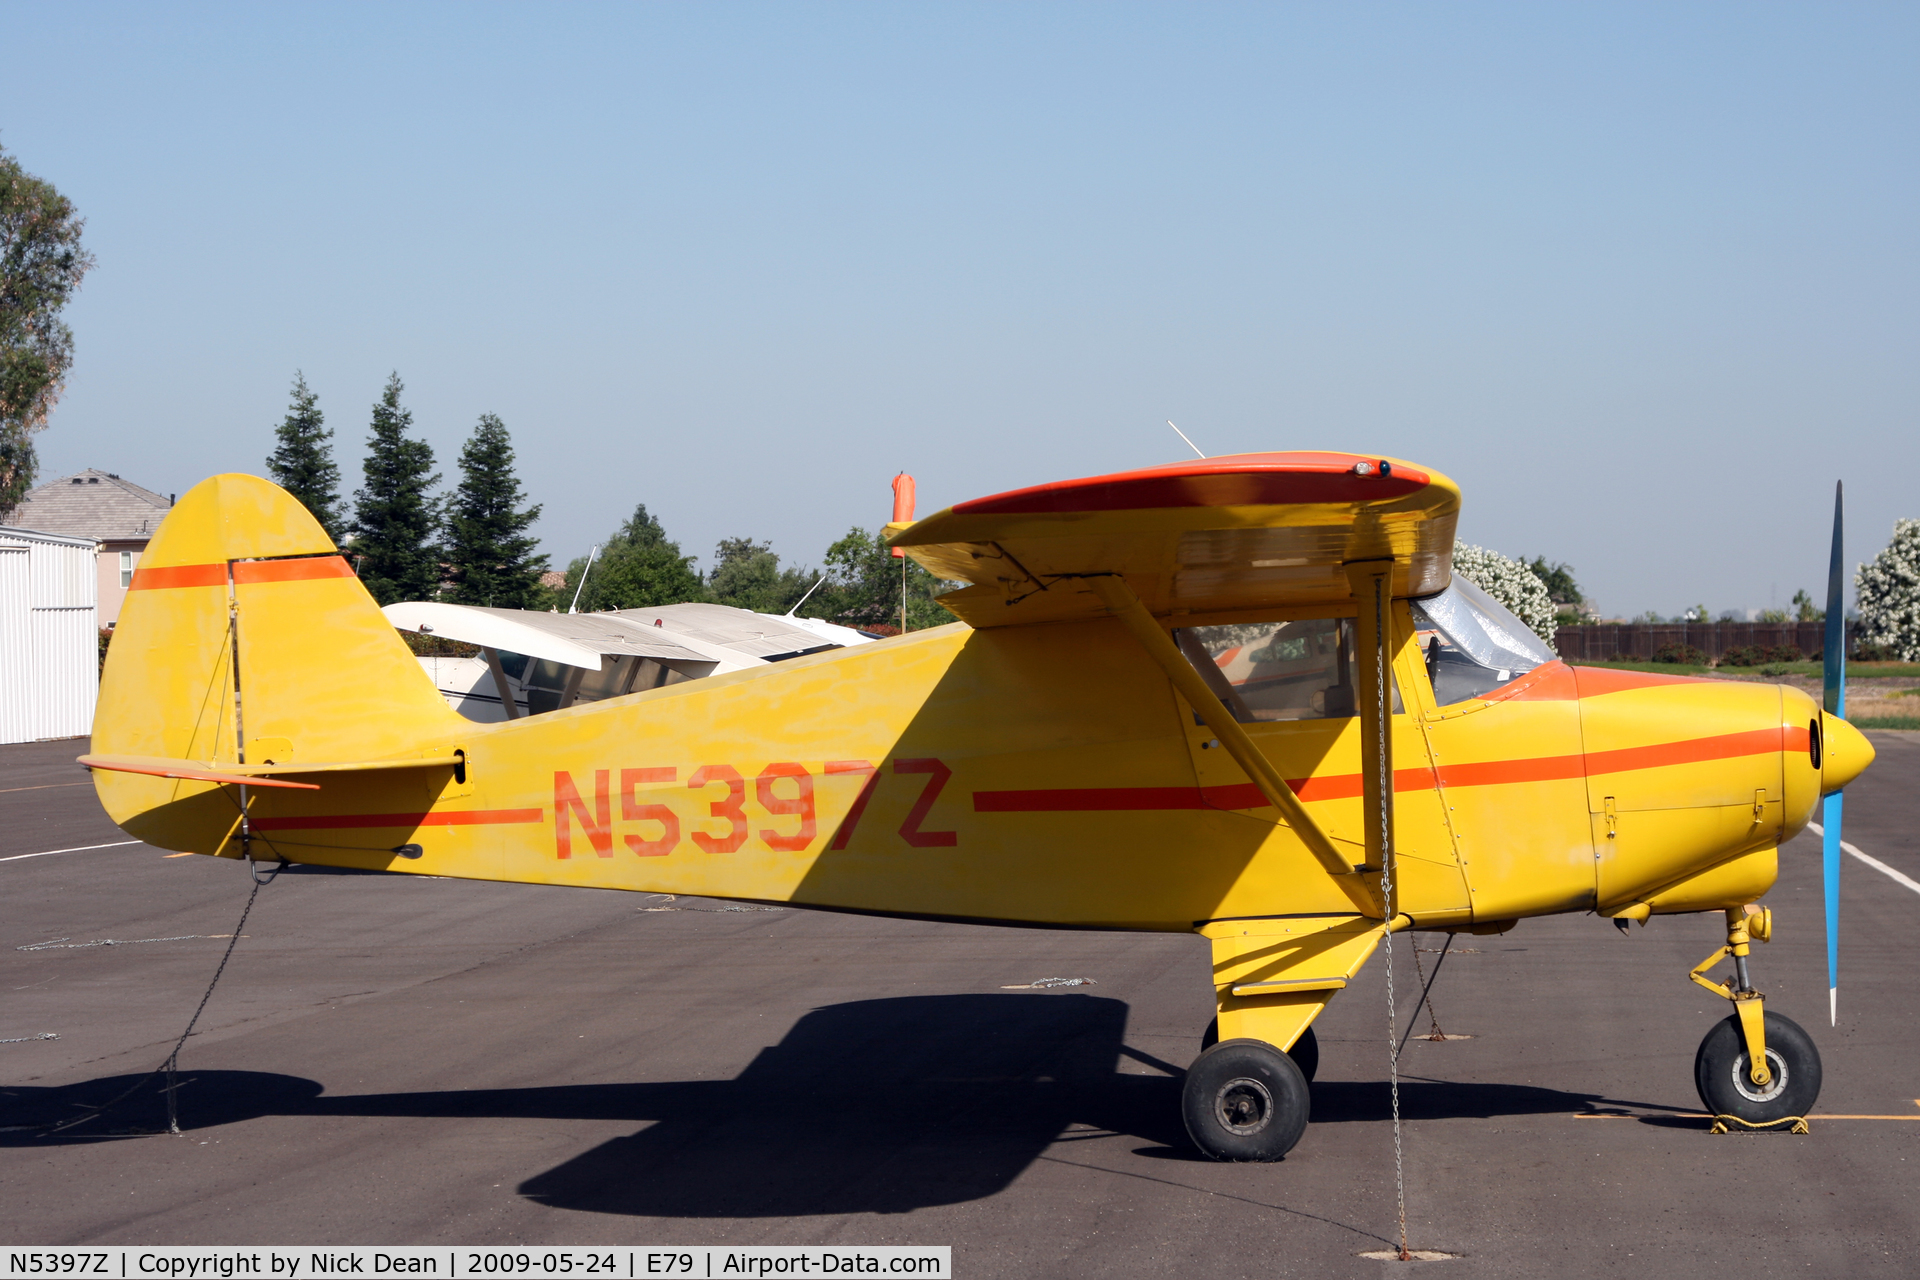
left=1410, top=578, right=1557, bottom=705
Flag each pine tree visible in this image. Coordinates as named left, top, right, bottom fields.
left=349, top=373, right=441, bottom=605
left=265, top=372, right=343, bottom=541
left=563, top=503, right=704, bottom=611
left=444, top=413, right=548, bottom=608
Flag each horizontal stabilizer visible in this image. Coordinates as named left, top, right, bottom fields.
left=80, top=755, right=321, bottom=790
left=79, top=752, right=465, bottom=790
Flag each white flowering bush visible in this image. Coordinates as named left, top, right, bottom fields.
left=1856, top=519, right=1920, bottom=661
left=1451, top=541, right=1558, bottom=643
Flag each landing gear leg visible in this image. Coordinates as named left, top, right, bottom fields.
left=1688, top=905, right=1822, bottom=1126
left=1187, top=915, right=1379, bottom=1160
left=1203, top=1017, right=1318, bottom=1082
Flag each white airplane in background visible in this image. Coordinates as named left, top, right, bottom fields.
left=382, top=600, right=876, bottom=724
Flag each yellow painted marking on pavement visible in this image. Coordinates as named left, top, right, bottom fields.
left=1576, top=1112, right=1920, bottom=1120
left=0, top=781, right=90, bottom=794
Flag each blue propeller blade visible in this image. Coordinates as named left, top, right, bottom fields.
left=1822, top=481, right=1844, bottom=1025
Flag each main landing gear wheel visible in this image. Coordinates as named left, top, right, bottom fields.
left=1694, top=1011, right=1822, bottom=1125
left=1201, top=1019, right=1319, bottom=1083
left=1182, top=1038, right=1311, bottom=1161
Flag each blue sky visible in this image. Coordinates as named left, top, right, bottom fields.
left=4, top=2, right=1915, bottom=616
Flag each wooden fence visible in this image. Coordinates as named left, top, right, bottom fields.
left=1553, top=620, right=1858, bottom=663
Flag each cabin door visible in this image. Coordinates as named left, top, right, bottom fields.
left=1172, top=609, right=1471, bottom=924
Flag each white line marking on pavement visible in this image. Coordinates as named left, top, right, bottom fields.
left=1808, top=822, right=1920, bottom=896
left=0, top=840, right=142, bottom=863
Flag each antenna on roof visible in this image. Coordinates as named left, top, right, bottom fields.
left=1167, top=420, right=1206, bottom=459
left=567, top=544, right=601, bottom=615
left=785, top=574, right=827, bottom=617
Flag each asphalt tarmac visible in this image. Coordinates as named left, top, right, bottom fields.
left=3, top=733, right=1917, bottom=1278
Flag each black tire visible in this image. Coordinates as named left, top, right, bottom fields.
left=1288, top=1024, right=1319, bottom=1084
left=1201, top=1019, right=1318, bottom=1083
left=1693, top=1011, right=1822, bottom=1125
left=1182, top=1037, right=1311, bottom=1161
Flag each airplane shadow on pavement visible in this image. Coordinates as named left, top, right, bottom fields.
left=1, top=993, right=1679, bottom=1216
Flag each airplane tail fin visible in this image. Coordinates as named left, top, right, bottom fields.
left=92, top=474, right=461, bottom=837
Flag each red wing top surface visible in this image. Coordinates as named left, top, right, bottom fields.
left=891, top=451, right=1461, bottom=626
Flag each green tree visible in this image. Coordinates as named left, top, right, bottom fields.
left=564, top=503, right=705, bottom=611
left=349, top=373, right=441, bottom=604
left=804, top=526, right=953, bottom=634
left=265, top=371, right=343, bottom=541
left=1791, top=589, right=1823, bottom=623
left=1, top=144, right=95, bottom=510
left=708, top=536, right=817, bottom=614
left=1525, top=556, right=1582, bottom=606
left=443, top=413, right=548, bottom=608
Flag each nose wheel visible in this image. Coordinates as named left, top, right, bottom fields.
left=1686, top=904, right=1823, bottom=1127
left=1695, top=1010, right=1822, bottom=1124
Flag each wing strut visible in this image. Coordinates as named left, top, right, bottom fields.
left=1344, top=560, right=1396, bottom=877
left=1086, top=576, right=1376, bottom=913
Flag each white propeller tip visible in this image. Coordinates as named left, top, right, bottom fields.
left=1830, top=987, right=1837, bottom=1027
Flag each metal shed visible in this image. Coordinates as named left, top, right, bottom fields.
left=0, top=525, right=100, bottom=743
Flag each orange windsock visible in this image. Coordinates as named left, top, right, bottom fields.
left=890, top=472, right=916, bottom=558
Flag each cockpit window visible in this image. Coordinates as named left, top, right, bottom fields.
left=1174, top=617, right=1367, bottom=722
left=1410, top=577, right=1557, bottom=706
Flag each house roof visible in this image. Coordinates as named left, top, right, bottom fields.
left=1, top=469, right=174, bottom=542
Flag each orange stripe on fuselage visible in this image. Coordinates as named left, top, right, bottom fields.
left=1570, top=665, right=1714, bottom=696
left=129, top=556, right=354, bottom=591
left=1459, top=661, right=1717, bottom=705
left=1381, top=660, right=1712, bottom=711
left=251, top=807, right=544, bottom=832
left=1584, top=726, right=1783, bottom=777
left=974, top=724, right=1793, bottom=813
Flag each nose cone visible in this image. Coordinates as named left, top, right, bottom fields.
left=1822, top=712, right=1876, bottom=794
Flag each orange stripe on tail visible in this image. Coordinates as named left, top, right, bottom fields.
left=131, top=556, right=354, bottom=591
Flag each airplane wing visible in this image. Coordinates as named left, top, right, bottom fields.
left=381, top=601, right=739, bottom=671
left=891, top=451, right=1460, bottom=627
left=610, top=602, right=851, bottom=661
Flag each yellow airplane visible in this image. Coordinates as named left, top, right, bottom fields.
left=83, top=452, right=1874, bottom=1160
